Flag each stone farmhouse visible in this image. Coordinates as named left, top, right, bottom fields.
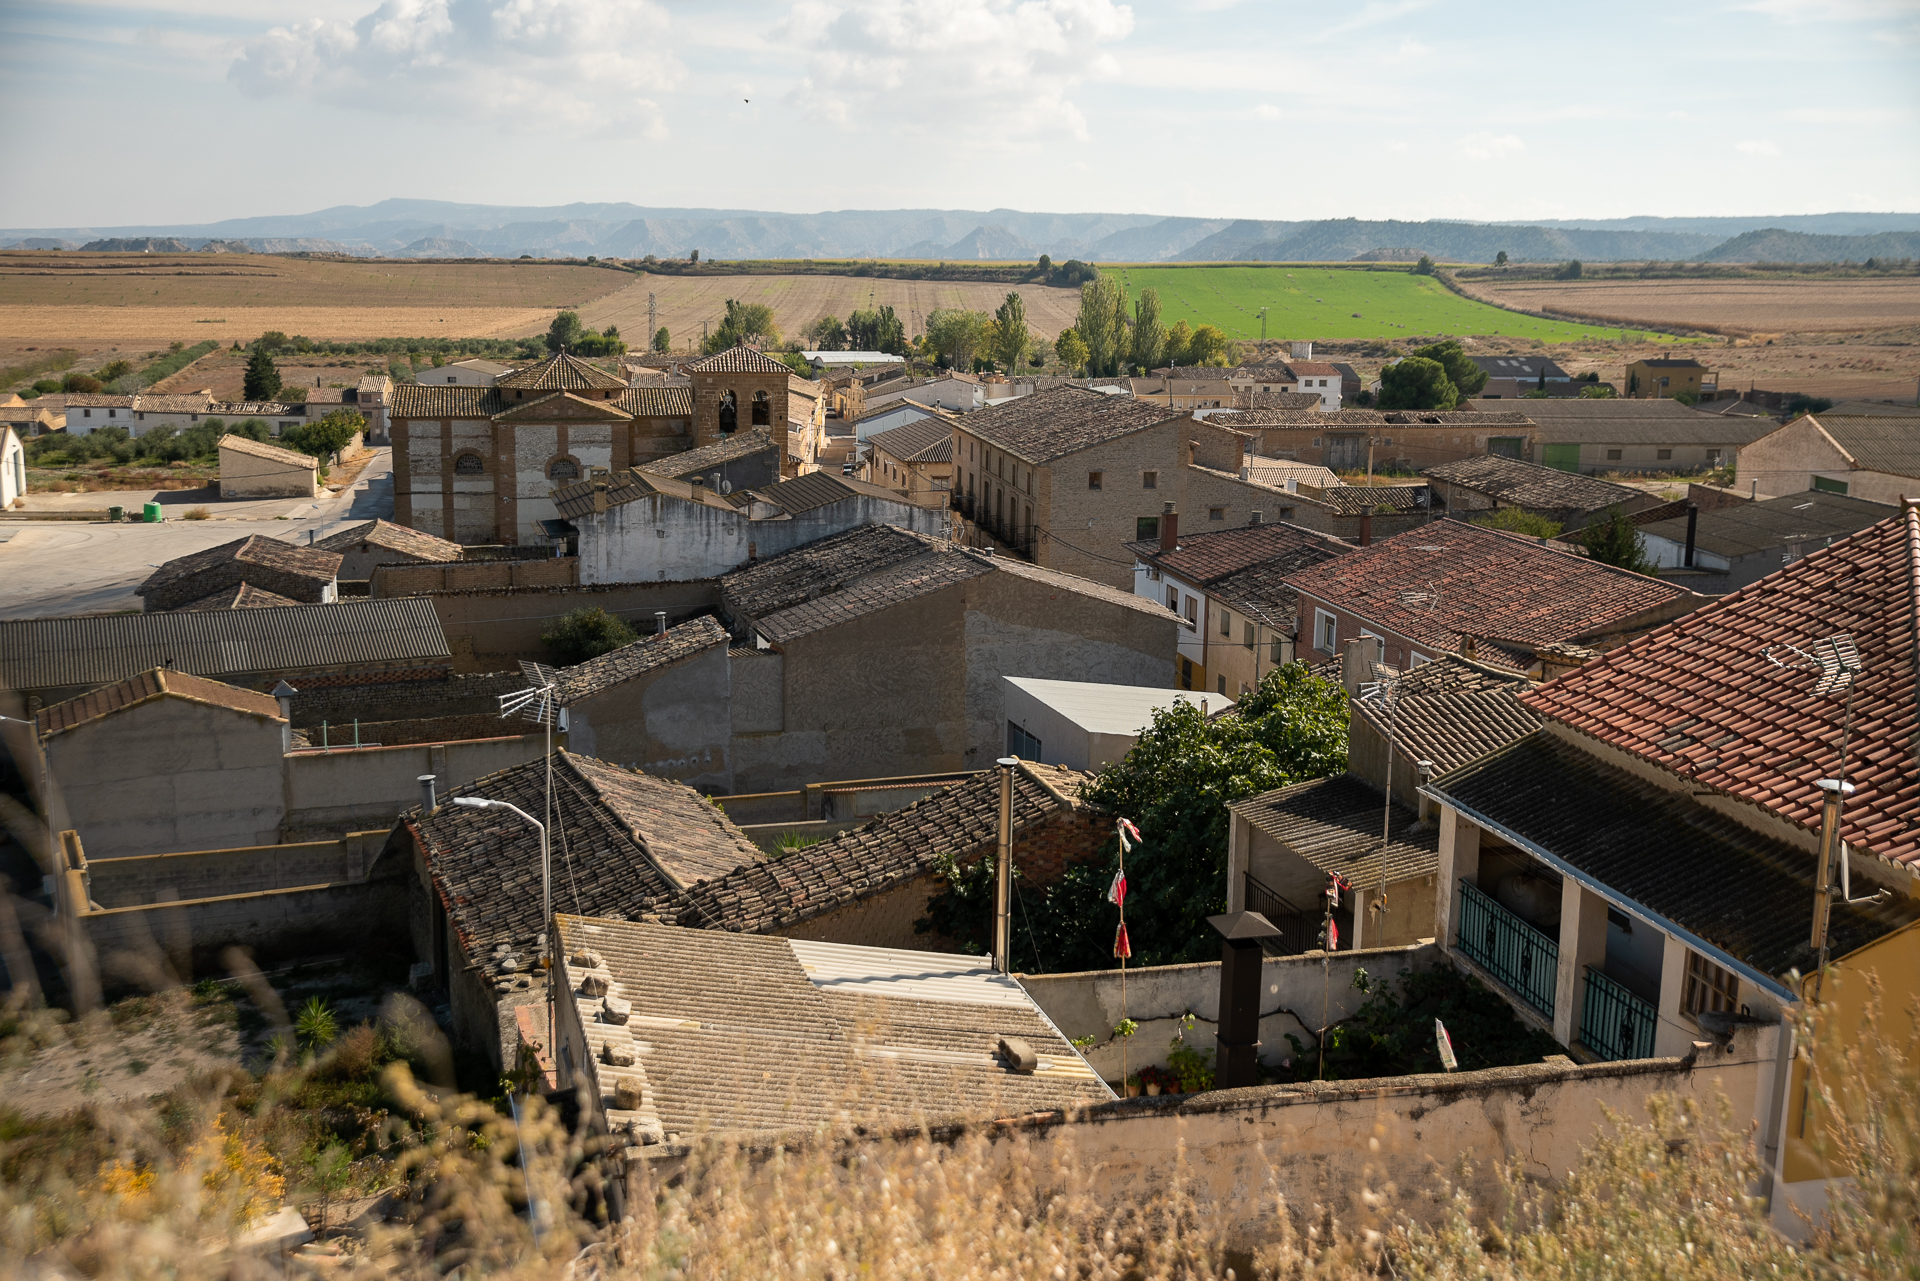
left=136, top=536, right=341, bottom=612
left=1735, top=411, right=1920, bottom=504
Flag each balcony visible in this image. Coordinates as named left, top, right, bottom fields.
left=1455, top=879, right=1558, bottom=1018
left=1244, top=872, right=1324, bottom=957
left=1579, top=966, right=1657, bottom=1061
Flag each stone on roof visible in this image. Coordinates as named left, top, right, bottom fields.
left=494, top=352, right=627, bottom=392
left=958, top=386, right=1180, bottom=465
left=554, top=917, right=1110, bottom=1141
left=1424, top=454, right=1649, bottom=513
left=217, top=434, right=318, bottom=469
left=132, top=392, right=214, bottom=414
left=174, top=583, right=304, bottom=611
left=1284, top=519, right=1697, bottom=669
left=639, top=430, right=775, bottom=479
left=687, top=345, right=795, bottom=376
left=1211, top=408, right=1534, bottom=430
left=1520, top=506, right=1920, bottom=867
left=138, top=535, right=340, bottom=601
left=1432, top=731, right=1918, bottom=978
left=1635, top=489, right=1896, bottom=559
left=1124, top=520, right=1350, bottom=586
left=36, top=668, right=283, bottom=738
left=209, top=401, right=299, bottom=417
left=679, top=762, right=1090, bottom=934
left=313, top=518, right=463, bottom=563
left=1230, top=775, right=1439, bottom=891
left=557, top=616, right=728, bottom=703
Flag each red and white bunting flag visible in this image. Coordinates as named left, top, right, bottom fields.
left=1113, top=923, right=1132, bottom=959
left=1107, top=869, right=1128, bottom=908
left=1326, top=918, right=1339, bottom=952
left=1118, top=817, right=1141, bottom=851
left=1436, top=1019, right=1458, bottom=1072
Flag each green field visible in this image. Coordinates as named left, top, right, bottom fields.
left=1106, top=265, right=1682, bottom=346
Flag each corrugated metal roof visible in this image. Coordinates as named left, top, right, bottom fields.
left=0, top=597, right=450, bottom=690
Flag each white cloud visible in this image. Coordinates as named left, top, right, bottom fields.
left=227, top=0, right=681, bottom=137
left=1735, top=138, right=1780, bottom=155
left=1457, top=131, right=1523, bottom=160
left=780, top=0, right=1135, bottom=143
left=1253, top=102, right=1280, bottom=120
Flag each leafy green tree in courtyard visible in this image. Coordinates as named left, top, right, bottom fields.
left=920, top=662, right=1348, bottom=971
left=243, top=348, right=282, bottom=401
left=1376, top=355, right=1457, bottom=410
left=1409, top=339, right=1488, bottom=398
left=1053, top=327, right=1089, bottom=375
left=1162, top=319, right=1193, bottom=368
left=846, top=305, right=907, bottom=355
left=1130, top=287, right=1166, bottom=372
left=1581, top=505, right=1657, bottom=575
left=1184, top=323, right=1232, bottom=367
left=807, top=315, right=847, bottom=351
left=542, top=607, right=639, bottom=665
left=1470, top=507, right=1563, bottom=538
left=923, top=308, right=990, bottom=370
left=281, top=410, right=365, bottom=464
left=992, top=292, right=1029, bottom=373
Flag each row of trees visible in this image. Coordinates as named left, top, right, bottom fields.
left=1062, top=278, right=1233, bottom=377
left=545, top=311, right=626, bottom=356
left=803, top=305, right=909, bottom=355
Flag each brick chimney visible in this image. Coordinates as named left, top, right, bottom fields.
left=1160, top=501, right=1178, bottom=552
left=1359, top=511, right=1373, bottom=546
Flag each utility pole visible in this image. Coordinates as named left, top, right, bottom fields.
left=993, top=756, right=1017, bottom=972
left=648, top=293, right=657, bottom=345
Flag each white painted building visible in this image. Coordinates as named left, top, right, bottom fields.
left=63, top=395, right=135, bottom=434
left=1, top=425, right=24, bottom=509
left=1001, top=676, right=1231, bottom=772
left=803, top=351, right=907, bottom=374
left=419, top=359, right=514, bottom=387
left=129, top=391, right=216, bottom=436
left=866, top=374, right=985, bottom=415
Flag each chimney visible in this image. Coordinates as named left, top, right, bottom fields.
left=1208, top=911, right=1282, bottom=1089
left=272, top=680, right=298, bottom=754
left=1240, top=464, right=1251, bottom=480
left=1359, top=511, right=1373, bottom=546
left=1683, top=502, right=1698, bottom=568
left=655, top=610, right=668, bottom=635
left=1160, top=501, right=1178, bottom=552
left=1248, top=509, right=1263, bottom=526
left=418, top=775, right=437, bottom=813
left=308, top=528, right=316, bottom=545
left=1341, top=635, right=1383, bottom=698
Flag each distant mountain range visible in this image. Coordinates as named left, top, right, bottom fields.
left=3, top=200, right=1917, bottom=264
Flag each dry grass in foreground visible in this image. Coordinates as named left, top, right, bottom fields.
left=1, top=995, right=1915, bottom=1280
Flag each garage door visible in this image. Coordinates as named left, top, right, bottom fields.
left=1543, top=443, right=1581, bottom=471
left=1326, top=435, right=1366, bottom=469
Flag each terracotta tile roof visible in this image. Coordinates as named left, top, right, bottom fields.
left=721, top=525, right=941, bottom=620
left=390, top=385, right=502, bottom=418
left=1315, top=485, right=1432, bottom=516
left=1285, top=361, right=1341, bottom=378
left=1230, top=775, right=1439, bottom=892
left=209, top=401, right=300, bottom=417
left=753, top=548, right=990, bottom=644
left=753, top=471, right=913, bottom=515
left=495, top=352, right=627, bottom=392
left=131, top=392, right=214, bottom=414
left=958, top=386, right=1180, bottom=465
left=557, top=616, right=728, bottom=703
left=36, top=667, right=283, bottom=738
left=554, top=918, right=1110, bottom=1142
left=1352, top=684, right=1541, bottom=777
left=139, top=535, right=340, bottom=600
left=551, top=467, right=738, bottom=519
left=1241, top=392, right=1324, bottom=411
left=639, top=430, right=776, bottom=479
left=63, top=394, right=135, bottom=408
left=681, top=762, right=1090, bottom=934
left=1390, top=653, right=1533, bottom=696
left=1431, top=731, right=1919, bottom=979
left=217, top=434, right=318, bottom=469
left=174, top=582, right=304, bottom=611
left=1794, top=414, right=1920, bottom=480
left=615, top=385, right=693, bottom=417
left=1284, top=519, right=1698, bottom=667
left=687, top=346, right=794, bottom=376
left=867, top=416, right=956, bottom=464
left=1634, top=490, right=1896, bottom=559
left=1469, top=355, right=1571, bottom=380
left=1124, top=520, right=1350, bottom=586
left=313, top=518, right=463, bottom=563
left=1245, top=459, right=1339, bottom=488
left=1210, top=408, right=1534, bottom=430
left=1424, top=454, right=1649, bottom=513
left=1521, top=507, right=1920, bottom=867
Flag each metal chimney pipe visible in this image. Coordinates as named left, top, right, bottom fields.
left=418, top=774, right=437, bottom=813
left=1683, top=502, right=1699, bottom=568
left=993, top=756, right=1018, bottom=973
left=655, top=610, right=668, bottom=635
left=1209, top=910, right=1282, bottom=1089
left=1160, top=501, right=1178, bottom=552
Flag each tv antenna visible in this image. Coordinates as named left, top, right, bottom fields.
left=1360, top=660, right=1410, bottom=927
left=1762, top=633, right=1885, bottom=979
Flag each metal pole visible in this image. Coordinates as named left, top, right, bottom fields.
left=1810, top=779, right=1852, bottom=969
left=994, top=756, right=1017, bottom=973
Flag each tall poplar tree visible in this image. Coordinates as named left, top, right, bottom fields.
left=1130, top=288, right=1167, bottom=373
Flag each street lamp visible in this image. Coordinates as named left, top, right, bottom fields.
left=453, top=795, right=553, bottom=1074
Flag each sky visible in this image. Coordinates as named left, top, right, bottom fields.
left=2, top=0, right=1918, bottom=229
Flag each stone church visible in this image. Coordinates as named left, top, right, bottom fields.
left=391, top=346, right=821, bottom=545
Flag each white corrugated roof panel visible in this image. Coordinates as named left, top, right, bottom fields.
left=786, top=939, right=1034, bottom=1008
left=1005, top=677, right=1234, bottom=737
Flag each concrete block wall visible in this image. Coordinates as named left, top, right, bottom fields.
left=84, top=831, right=387, bottom=907
left=282, top=734, right=546, bottom=836
left=371, top=557, right=579, bottom=597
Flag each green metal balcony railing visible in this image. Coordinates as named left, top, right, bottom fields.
left=1580, top=966, right=1658, bottom=1061
left=1456, top=879, right=1558, bottom=1017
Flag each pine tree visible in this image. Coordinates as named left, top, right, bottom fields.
left=1581, top=506, right=1657, bottom=575
left=243, top=348, right=282, bottom=401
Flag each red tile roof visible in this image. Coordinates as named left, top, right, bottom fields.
left=1283, top=519, right=1698, bottom=667
left=687, top=346, right=794, bottom=376
left=1124, top=520, right=1349, bottom=585
left=36, top=667, right=282, bottom=737
left=1522, top=506, right=1920, bottom=867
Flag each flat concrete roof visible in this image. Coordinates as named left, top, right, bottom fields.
left=1004, top=677, right=1234, bottom=735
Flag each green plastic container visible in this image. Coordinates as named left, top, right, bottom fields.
left=108, top=505, right=124, bottom=523
left=143, top=501, right=162, bottom=524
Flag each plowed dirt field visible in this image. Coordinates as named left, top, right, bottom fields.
left=1468, top=276, right=1920, bottom=337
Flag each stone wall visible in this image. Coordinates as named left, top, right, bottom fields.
left=371, top=557, right=578, bottom=596
left=423, top=581, right=722, bottom=672
left=289, top=672, right=525, bottom=728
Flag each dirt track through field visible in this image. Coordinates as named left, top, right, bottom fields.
left=1469, top=277, right=1920, bottom=336
left=562, top=275, right=1086, bottom=346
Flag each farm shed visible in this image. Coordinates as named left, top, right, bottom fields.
left=219, top=433, right=319, bottom=498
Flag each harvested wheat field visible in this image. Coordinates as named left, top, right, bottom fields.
left=566, top=273, right=1086, bottom=347
left=1468, top=276, right=1920, bottom=337
left=0, top=250, right=630, bottom=344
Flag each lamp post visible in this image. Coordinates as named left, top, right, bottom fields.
left=453, top=796, right=553, bottom=1073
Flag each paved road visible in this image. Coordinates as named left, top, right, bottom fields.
left=0, top=451, right=394, bottom=619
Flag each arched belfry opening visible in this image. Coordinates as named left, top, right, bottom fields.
left=718, top=389, right=738, bottom=434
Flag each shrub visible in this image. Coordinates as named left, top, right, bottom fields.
left=62, top=373, right=103, bottom=394
left=542, top=606, right=639, bottom=664
left=181, top=507, right=210, bottom=521
left=294, top=996, right=337, bottom=1050
left=31, top=379, right=62, bottom=394
left=1470, top=507, right=1563, bottom=538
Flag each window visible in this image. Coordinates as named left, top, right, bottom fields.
left=1220, top=608, right=1232, bottom=637
left=1142, top=471, right=1158, bottom=489
left=1813, top=475, right=1849, bottom=495
left=1007, top=720, right=1043, bottom=760
left=1209, top=506, right=1225, bottom=521
left=548, top=458, right=580, bottom=481
left=1682, top=951, right=1739, bottom=1018
left=454, top=453, right=486, bottom=475
left=1607, top=448, right=1623, bottom=461
left=751, top=390, right=771, bottom=427
left=718, top=389, right=738, bottom=433
left=1243, top=621, right=1255, bottom=650
left=1315, top=609, right=1338, bottom=653
left=1270, top=636, right=1285, bottom=663
left=1136, top=516, right=1160, bottom=540
left=1657, top=448, right=1672, bottom=461
left=1217, top=674, right=1227, bottom=695
left=1410, top=652, right=1430, bottom=667
left=1089, top=470, right=1103, bottom=490
left=1179, top=656, right=1194, bottom=689
left=1165, top=586, right=1178, bottom=611
left=1183, top=597, right=1198, bottom=629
